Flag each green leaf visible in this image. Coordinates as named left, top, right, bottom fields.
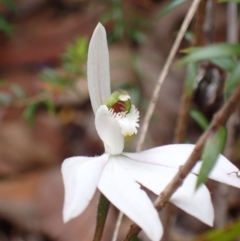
left=190, top=109, right=209, bottom=130
left=218, top=0, right=240, bottom=2
left=186, top=62, right=198, bottom=94
left=179, top=43, right=240, bottom=65
left=196, top=126, right=226, bottom=189
left=130, top=30, right=146, bottom=45
left=224, top=61, right=240, bottom=98
left=40, top=68, right=68, bottom=85
left=184, top=31, right=194, bottom=42
left=211, top=57, right=238, bottom=73
left=130, top=237, right=142, bottom=241
left=24, top=103, right=39, bottom=126
left=1, top=0, right=17, bottom=12
left=0, top=16, right=13, bottom=37
left=0, top=79, right=6, bottom=85
left=158, top=0, right=189, bottom=19
left=44, top=99, right=55, bottom=115
left=11, top=84, right=26, bottom=99
left=0, top=92, right=12, bottom=104
left=191, top=220, right=240, bottom=241
left=62, top=37, right=88, bottom=73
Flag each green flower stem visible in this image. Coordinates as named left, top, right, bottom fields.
left=93, top=193, right=110, bottom=241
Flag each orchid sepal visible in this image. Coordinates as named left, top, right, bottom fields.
left=87, top=23, right=111, bottom=114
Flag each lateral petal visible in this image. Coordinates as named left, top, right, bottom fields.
left=87, top=23, right=111, bottom=113
left=170, top=174, right=214, bottom=226
left=192, top=156, right=240, bottom=188
left=95, top=105, right=124, bottom=155
left=98, top=156, right=163, bottom=241
left=61, top=153, right=109, bottom=222
left=124, top=144, right=240, bottom=189
left=123, top=144, right=195, bottom=168
left=120, top=154, right=214, bottom=226
left=121, top=153, right=178, bottom=192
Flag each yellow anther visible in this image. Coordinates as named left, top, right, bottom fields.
left=124, top=132, right=133, bottom=137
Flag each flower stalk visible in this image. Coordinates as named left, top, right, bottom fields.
left=93, top=193, right=110, bottom=241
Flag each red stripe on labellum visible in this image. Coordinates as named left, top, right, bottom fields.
left=111, top=101, right=126, bottom=113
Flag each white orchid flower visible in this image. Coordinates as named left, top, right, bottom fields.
left=61, top=23, right=240, bottom=241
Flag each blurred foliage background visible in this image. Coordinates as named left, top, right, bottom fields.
left=0, top=0, right=240, bottom=240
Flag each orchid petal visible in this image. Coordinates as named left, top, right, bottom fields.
left=170, top=174, right=214, bottom=226
left=87, top=23, right=111, bottom=113
left=118, top=105, right=140, bottom=136
left=124, top=144, right=240, bottom=188
left=95, top=105, right=124, bottom=155
left=123, top=144, right=195, bottom=168
left=121, top=153, right=179, bottom=191
left=120, top=154, right=214, bottom=226
left=192, top=156, right=240, bottom=188
left=61, top=153, right=109, bottom=222
left=98, top=156, right=162, bottom=241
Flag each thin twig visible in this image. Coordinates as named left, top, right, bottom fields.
left=204, top=0, right=214, bottom=44
left=124, top=83, right=240, bottom=240
left=136, top=0, right=201, bottom=152
left=227, top=2, right=238, bottom=43
left=111, top=211, right=123, bottom=241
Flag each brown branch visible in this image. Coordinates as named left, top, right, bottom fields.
left=192, top=0, right=207, bottom=47
left=123, top=83, right=240, bottom=240
left=204, top=0, right=215, bottom=44
left=173, top=93, right=192, bottom=143
left=174, top=0, right=207, bottom=144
